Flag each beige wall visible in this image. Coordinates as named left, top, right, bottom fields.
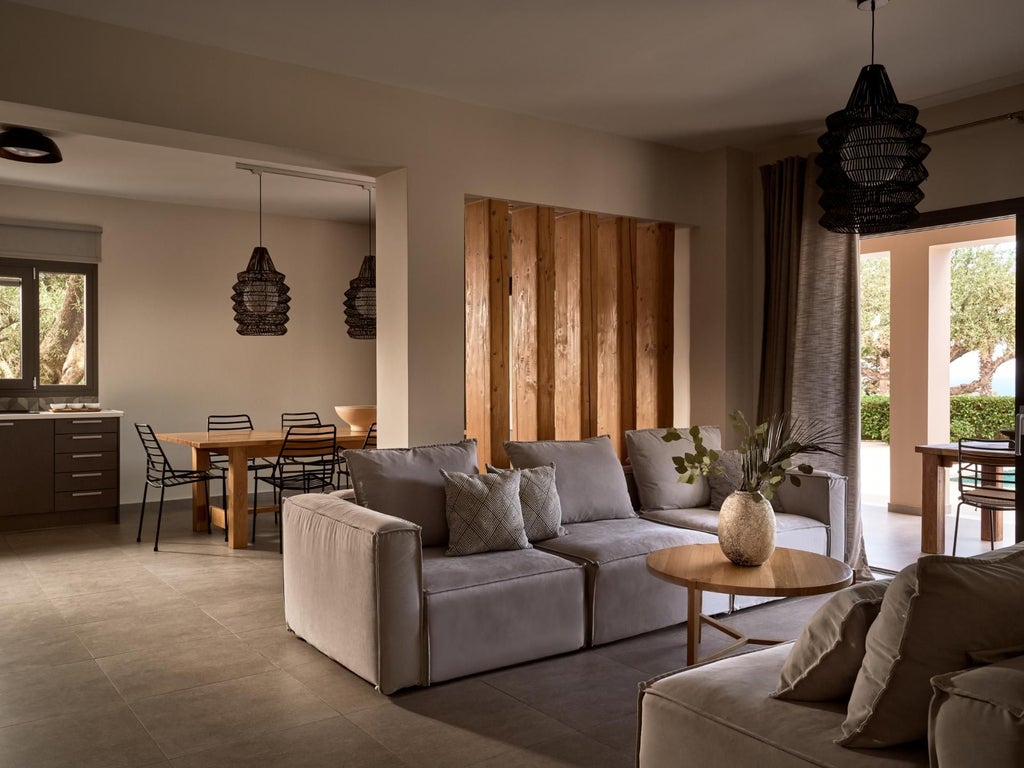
left=0, top=1, right=721, bottom=449
left=0, top=184, right=375, bottom=503
left=864, top=219, right=1016, bottom=514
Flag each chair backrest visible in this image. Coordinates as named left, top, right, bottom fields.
left=361, top=422, right=378, bottom=449
left=957, top=438, right=1015, bottom=495
left=208, top=414, right=255, bottom=431
left=281, top=411, right=321, bottom=428
left=135, top=423, right=172, bottom=480
left=274, top=424, right=337, bottom=483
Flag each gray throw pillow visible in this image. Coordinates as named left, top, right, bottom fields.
left=345, top=439, right=478, bottom=547
left=504, top=435, right=634, bottom=523
left=487, top=464, right=567, bottom=542
left=773, top=578, right=890, bottom=701
left=839, top=544, right=1024, bottom=748
left=625, top=427, right=720, bottom=511
left=441, top=469, right=530, bottom=556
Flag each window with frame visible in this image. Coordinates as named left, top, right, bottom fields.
left=0, top=257, right=98, bottom=398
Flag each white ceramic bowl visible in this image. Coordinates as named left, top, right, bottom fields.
left=49, top=403, right=67, bottom=411
left=334, top=405, right=377, bottom=432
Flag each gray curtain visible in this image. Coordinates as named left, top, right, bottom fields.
left=759, top=156, right=871, bottom=580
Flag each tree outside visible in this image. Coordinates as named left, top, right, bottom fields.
left=860, top=243, right=1016, bottom=397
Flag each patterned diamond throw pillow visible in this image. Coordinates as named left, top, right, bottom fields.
left=487, top=464, right=566, bottom=542
left=441, top=469, right=531, bottom=556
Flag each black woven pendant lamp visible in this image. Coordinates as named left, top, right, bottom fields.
left=231, top=172, right=291, bottom=335
left=344, top=187, right=376, bottom=340
left=816, top=0, right=929, bottom=235
left=0, top=126, right=62, bottom=164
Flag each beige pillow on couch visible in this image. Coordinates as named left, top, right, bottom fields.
left=773, top=578, right=890, bottom=701
left=838, top=544, right=1024, bottom=748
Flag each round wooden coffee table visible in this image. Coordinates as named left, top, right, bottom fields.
left=647, top=544, right=854, bottom=665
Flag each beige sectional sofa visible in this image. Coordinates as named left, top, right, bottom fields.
left=637, top=542, right=1024, bottom=767
left=282, top=430, right=848, bottom=693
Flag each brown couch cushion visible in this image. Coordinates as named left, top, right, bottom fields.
left=839, top=544, right=1024, bottom=748
left=773, top=578, right=890, bottom=701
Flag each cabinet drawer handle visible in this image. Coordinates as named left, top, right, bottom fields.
left=72, top=419, right=102, bottom=424
left=71, top=453, right=103, bottom=459
left=71, top=491, right=104, bottom=497
left=0, top=422, right=13, bottom=427
left=72, top=472, right=103, bottom=478
left=71, top=434, right=103, bottom=440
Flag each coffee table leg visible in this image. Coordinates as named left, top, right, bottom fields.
left=687, top=587, right=702, bottom=666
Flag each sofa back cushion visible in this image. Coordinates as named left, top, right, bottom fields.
left=504, top=435, right=633, bottom=523
left=345, top=440, right=479, bottom=547
left=625, top=426, right=720, bottom=511
left=839, top=543, right=1024, bottom=748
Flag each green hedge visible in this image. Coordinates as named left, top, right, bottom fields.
left=860, top=395, right=1015, bottom=442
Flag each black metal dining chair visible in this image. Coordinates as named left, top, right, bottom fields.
left=953, top=437, right=1015, bottom=555
left=207, top=414, right=270, bottom=541
left=337, top=421, right=377, bottom=488
left=281, top=411, right=322, bottom=428
left=135, top=423, right=222, bottom=551
left=254, top=424, right=338, bottom=551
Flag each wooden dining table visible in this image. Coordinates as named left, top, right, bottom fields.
left=915, top=442, right=1013, bottom=554
left=156, top=428, right=369, bottom=549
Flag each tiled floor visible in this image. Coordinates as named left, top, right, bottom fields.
left=0, top=502, right=835, bottom=768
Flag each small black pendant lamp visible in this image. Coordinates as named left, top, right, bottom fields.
left=816, top=0, right=930, bottom=234
left=344, top=187, right=376, bottom=340
left=231, top=172, right=291, bottom=335
left=0, top=126, right=62, bottom=164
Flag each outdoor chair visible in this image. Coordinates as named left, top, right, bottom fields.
left=953, top=437, right=1015, bottom=555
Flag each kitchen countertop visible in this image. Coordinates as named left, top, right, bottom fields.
left=0, top=410, right=124, bottom=420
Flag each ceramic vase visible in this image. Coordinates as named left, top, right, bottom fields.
left=718, top=490, right=776, bottom=566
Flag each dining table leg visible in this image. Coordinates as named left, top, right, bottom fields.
left=921, top=452, right=946, bottom=554
left=191, top=448, right=211, bottom=532
left=227, top=447, right=250, bottom=549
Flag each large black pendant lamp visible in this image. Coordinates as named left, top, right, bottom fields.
left=231, top=171, right=291, bottom=336
left=344, top=187, right=376, bottom=340
left=816, top=0, right=929, bottom=235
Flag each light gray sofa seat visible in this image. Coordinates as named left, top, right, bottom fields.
left=421, top=547, right=585, bottom=684
left=638, top=643, right=927, bottom=768
left=534, top=518, right=722, bottom=645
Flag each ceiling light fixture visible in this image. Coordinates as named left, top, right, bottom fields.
left=816, top=0, right=929, bottom=234
left=344, top=187, right=376, bottom=340
left=0, top=126, right=63, bottom=164
left=231, top=171, right=291, bottom=336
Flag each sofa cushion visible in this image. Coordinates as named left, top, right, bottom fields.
left=441, top=469, right=529, bottom=556
left=928, top=654, right=1024, bottom=767
left=640, top=507, right=822, bottom=535
left=638, top=643, right=928, bottom=768
left=773, top=578, right=891, bottom=701
left=487, top=464, right=566, bottom=542
left=421, top=547, right=585, bottom=683
left=345, top=440, right=478, bottom=547
left=536, top=518, right=720, bottom=644
left=625, top=426, right=720, bottom=511
left=504, top=435, right=634, bottom=523
left=839, top=543, right=1024, bottom=748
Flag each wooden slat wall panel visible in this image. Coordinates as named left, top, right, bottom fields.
left=511, top=207, right=539, bottom=442
left=635, top=222, right=675, bottom=428
left=618, top=218, right=637, bottom=440
left=464, top=200, right=491, bottom=466
left=581, top=213, right=598, bottom=437
left=535, top=207, right=556, bottom=440
left=554, top=212, right=582, bottom=439
left=595, top=218, right=623, bottom=455
left=487, top=200, right=511, bottom=468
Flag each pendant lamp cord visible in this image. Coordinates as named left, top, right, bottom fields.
left=870, top=1, right=875, bottom=65
left=367, top=187, right=373, bottom=256
left=258, top=171, right=263, bottom=248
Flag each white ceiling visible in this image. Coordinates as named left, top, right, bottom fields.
left=2, top=0, right=1023, bottom=217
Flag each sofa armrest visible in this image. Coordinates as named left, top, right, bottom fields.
left=929, top=655, right=1024, bottom=767
left=283, top=493, right=424, bottom=694
left=773, top=470, right=847, bottom=561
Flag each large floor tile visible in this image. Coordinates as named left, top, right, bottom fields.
left=0, top=570, right=47, bottom=608
left=0, top=658, right=123, bottom=728
left=72, top=605, right=233, bottom=658
left=34, top=563, right=168, bottom=600
left=168, top=715, right=404, bottom=768
left=51, top=583, right=195, bottom=625
left=465, top=732, right=633, bottom=768
left=236, top=625, right=329, bottom=669
left=480, top=652, right=647, bottom=732
left=199, top=593, right=284, bottom=633
left=348, top=679, right=575, bottom=768
left=0, top=626, right=93, bottom=675
left=129, top=669, right=337, bottom=759
left=0, top=599, right=67, bottom=641
left=98, top=635, right=276, bottom=702
left=0, top=703, right=164, bottom=768
left=287, top=655, right=388, bottom=714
